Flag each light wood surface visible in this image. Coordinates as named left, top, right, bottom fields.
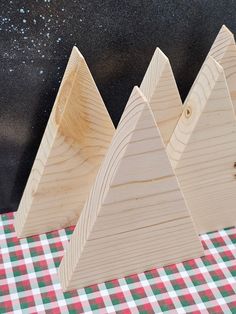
left=14, top=47, right=114, bottom=238
left=58, top=86, right=203, bottom=291
left=208, top=25, right=236, bottom=113
left=208, top=25, right=235, bottom=60
left=140, top=48, right=182, bottom=145
left=185, top=25, right=236, bottom=111
left=167, top=56, right=236, bottom=234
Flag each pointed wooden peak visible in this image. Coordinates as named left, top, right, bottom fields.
left=59, top=46, right=83, bottom=82
left=140, top=47, right=182, bottom=145
left=221, top=24, right=234, bottom=35
left=208, top=25, right=235, bottom=61
left=58, top=86, right=203, bottom=291
left=184, top=25, right=235, bottom=107
left=140, top=48, right=169, bottom=101
left=191, top=56, right=225, bottom=110
left=185, top=56, right=234, bottom=121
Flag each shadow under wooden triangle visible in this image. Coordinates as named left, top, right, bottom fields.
left=14, top=47, right=115, bottom=238
left=58, top=86, right=203, bottom=291
left=167, top=56, right=236, bottom=234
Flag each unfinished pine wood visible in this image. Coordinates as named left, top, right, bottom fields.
left=208, top=25, right=236, bottom=113
left=216, top=43, right=236, bottom=113
left=208, top=25, right=235, bottom=60
left=58, top=86, right=203, bottom=291
left=14, top=46, right=114, bottom=238
left=140, top=48, right=182, bottom=145
left=185, top=25, right=236, bottom=109
left=167, top=56, right=236, bottom=234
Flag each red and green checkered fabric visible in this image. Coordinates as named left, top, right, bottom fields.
left=0, top=212, right=235, bottom=313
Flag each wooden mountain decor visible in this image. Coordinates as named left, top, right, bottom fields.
left=140, top=47, right=182, bottom=145
left=167, top=56, right=236, bottom=234
left=185, top=25, right=236, bottom=111
left=207, top=25, right=235, bottom=60
left=58, top=86, right=203, bottom=291
left=14, top=47, right=114, bottom=238
left=208, top=25, right=236, bottom=112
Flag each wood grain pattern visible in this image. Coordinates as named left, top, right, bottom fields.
left=14, top=47, right=114, bottom=238
left=208, top=25, right=235, bottom=60
left=167, top=56, right=236, bottom=234
left=58, top=86, right=203, bottom=291
left=185, top=25, right=236, bottom=109
left=208, top=25, right=236, bottom=113
left=140, top=48, right=182, bottom=145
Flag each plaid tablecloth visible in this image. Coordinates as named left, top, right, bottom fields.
left=0, top=212, right=235, bottom=314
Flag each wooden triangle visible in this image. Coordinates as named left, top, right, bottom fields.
left=184, top=25, right=235, bottom=107
left=208, top=25, right=235, bottom=60
left=208, top=25, right=236, bottom=113
left=58, top=86, right=203, bottom=291
left=14, top=47, right=114, bottom=237
left=167, top=56, right=236, bottom=234
left=140, top=48, right=182, bottom=145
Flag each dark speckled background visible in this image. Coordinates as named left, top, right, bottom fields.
left=1, top=0, right=236, bottom=212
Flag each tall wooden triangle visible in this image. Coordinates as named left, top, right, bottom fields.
left=58, top=86, right=203, bottom=291
left=14, top=47, right=114, bottom=238
left=140, top=48, right=182, bottom=145
left=167, top=56, right=236, bottom=234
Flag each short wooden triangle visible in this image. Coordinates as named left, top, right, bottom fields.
left=167, top=56, right=236, bottom=234
left=140, top=48, right=182, bottom=145
left=14, top=47, right=114, bottom=238
left=58, top=86, right=203, bottom=291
